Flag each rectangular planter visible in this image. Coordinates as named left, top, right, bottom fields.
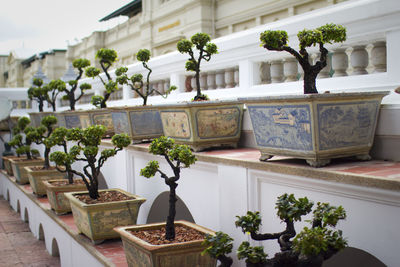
left=9, top=158, right=44, bottom=184
left=2, top=155, right=19, bottom=176
left=110, top=106, right=163, bottom=141
left=88, top=109, right=115, bottom=137
left=158, top=100, right=244, bottom=151
left=65, top=188, right=146, bottom=242
left=43, top=179, right=87, bottom=215
left=63, top=110, right=91, bottom=129
left=115, top=221, right=216, bottom=267
left=25, top=166, right=66, bottom=196
left=242, top=91, right=389, bottom=167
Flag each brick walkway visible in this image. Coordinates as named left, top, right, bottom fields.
left=0, top=198, right=60, bottom=267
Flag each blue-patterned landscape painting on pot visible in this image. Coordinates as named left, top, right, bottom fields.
left=112, top=112, right=130, bottom=134
left=317, top=100, right=379, bottom=150
left=129, top=110, right=163, bottom=136
left=248, top=104, right=313, bottom=151
left=65, top=115, right=81, bottom=129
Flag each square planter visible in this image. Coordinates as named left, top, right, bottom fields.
left=241, top=91, right=389, bottom=167
left=25, top=166, right=66, bottom=196
left=158, top=100, right=244, bottom=151
left=65, top=188, right=146, bottom=242
left=43, top=179, right=87, bottom=215
left=115, top=221, right=216, bottom=267
left=9, top=158, right=44, bottom=184
left=110, top=106, right=163, bottom=141
left=88, top=109, right=115, bottom=137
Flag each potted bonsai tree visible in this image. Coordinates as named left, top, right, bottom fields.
left=202, top=193, right=347, bottom=267
left=42, top=127, right=87, bottom=214
left=114, top=136, right=216, bottom=267
left=24, top=115, right=65, bottom=196
left=7, top=117, right=43, bottom=184
left=84, top=48, right=120, bottom=136
left=54, top=125, right=145, bottom=243
left=242, top=23, right=389, bottom=166
left=28, top=77, right=56, bottom=127
left=111, top=48, right=176, bottom=141
left=44, top=79, right=65, bottom=112
left=158, top=33, right=244, bottom=151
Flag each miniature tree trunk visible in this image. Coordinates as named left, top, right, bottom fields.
left=166, top=180, right=178, bottom=240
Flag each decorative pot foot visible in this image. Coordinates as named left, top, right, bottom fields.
left=92, top=239, right=105, bottom=245
left=354, top=154, right=372, bottom=161
left=191, top=142, right=238, bottom=152
left=259, top=153, right=273, bottom=161
left=306, top=159, right=331, bottom=168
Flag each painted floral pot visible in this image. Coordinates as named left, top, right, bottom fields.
left=25, top=166, right=66, bottom=196
left=2, top=155, right=20, bottom=176
left=9, top=158, right=44, bottom=184
left=43, top=179, right=87, bottom=215
left=62, top=110, right=91, bottom=129
left=65, top=188, right=146, bottom=243
left=55, top=112, right=66, bottom=128
left=88, top=109, right=115, bottom=137
left=241, top=91, right=389, bottom=167
left=158, top=101, right=244, bottom=151
left=114, top=221, right=216, bottom=267
left=110, top=106, right=163, bottom=142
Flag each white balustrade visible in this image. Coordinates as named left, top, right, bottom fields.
left=270, top=60, right=284, bottom=83
left=207, top=72, right=216, bottom=90
left=215, top=71, right=225, bottom=89
left=283, top=58, right=298, bottom=82
left=371, top=41, right=387, bottom=73
left=351, top=45, right=369, bottom=75
left=332, top=48, right=349, bottom=77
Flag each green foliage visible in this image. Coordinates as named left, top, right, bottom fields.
left=111, top=133, right=131, bottom=148
left=32, top=78, right=43, bottom=87
left=317, top=23, right=346, bottom=45
left=313, top=202, right=346, bottom=227
left=260, top=30, right=289, bottom=49
left=50, top=151, right=73, bottom=166
left=96, top=48, right=118, bottom=66
left=84, top=146, right=99, bottom=157
left=237, top=242, right=267, bottom=264
left=81, top=125, right=106, bottom=146
left=140, top=160, right=159, bottom=178
left=276, top=193, right=313, bottom=222
left=105, top=81, right=118, bottom=93
left=41, top=115, right=57, bottom=129
left=72, top=58, right=91, bottom=69
left=91, top=95, right=104, bottom=108
left=85, top=66, right=101, bottom=78
left=191, top=32, right=211, bottom=48
left=48, top=79, right=66, bottom=92
left=136, top=49, right=151, bottom=62
left=17, top=117, right=31, bottom=130
left=235, top=211, right=262, bottom=234
left=115, top=66, right=128, bottom=76
left=293, top=227, right=347, bottom=257
left=148, top=135, right=175, bottom=155
left=176, top=39, right=193, bottom=53
left=202, top=231, right=233, bottom=259
left=80, top=83, right=92, bottom=90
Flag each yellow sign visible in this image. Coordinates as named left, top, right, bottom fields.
left=158, top=20, right=180, bottom=32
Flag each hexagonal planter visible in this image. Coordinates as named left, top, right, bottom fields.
left=242, top=91, right=389, bottom=167
left=65, top=188, right=146, bottom=243
left=110, top=106, right=163, bottom=142
left=158, top=101, right=244, bottom=151
left=115, top=220, right=216, bottom=267
left=9, top=158, right=44, bottom=184
left=25, top=166, right=66, bottom=196
left=43, top=179, right=87, bottom=215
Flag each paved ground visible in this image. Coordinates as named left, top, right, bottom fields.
left=0, top=198, right=60, bottom=267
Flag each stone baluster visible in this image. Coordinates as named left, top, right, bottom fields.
left=207, top=72, right=216, bottom=90
left=225, top=69, right=235, bottom=88
left=260, top=62, right=271, bottom=84
left=351, top=45, right=369, bottom=75
left=164, top=80, right=170, bottom=93
left=270, top=60, right=284, bottom=83
left=200, top=73, right=207, bottom=91
left=191, top=77, right=197, bottom=91
left=234, top=67, right=239, bottom=87
left=297, top=62, right=304, bottom=81
left=283, top=58, right=298, bottom=82
left=158, top=80, right=165, bottom=94
left=331, top=48, right=348, bottom=77
left=215, top=71, right=225, bottom=89
left=371, top=41, right=387, bottom=73
left=315, top=52, right=332, bottom=78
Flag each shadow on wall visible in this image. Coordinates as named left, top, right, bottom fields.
left=97, top=172, right=108, bottom=190
left=323, top=247, right=386, bottom=267
left=147, top=191, right=194, bottom=224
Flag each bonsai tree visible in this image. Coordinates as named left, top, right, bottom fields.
left=177, top=33, right=218, bottom=101
left=48, top=127, right=75, bottom=183
left=116, top=49, right=176, bottom=105
left=202, top=231, right=234, bottom=267
left=8, top=117, right=39, bottom=160
left=140, top=136, right=197, bottom=240
left=50, top=125, right=131, bottom=199
left=85, top=48, right=120, bottom=108
left=28, top=78, right=47, bottom=112
left=260, top=23, right=346, bottom=94
left=61, top=58, right=92, bottom=110
left=29, top=115, right=58, bottom=169
left=44, top=79, right=66, bottom=111
left=235, top=194, right=347, bottom=267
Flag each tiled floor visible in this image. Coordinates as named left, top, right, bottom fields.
left=0, top=198, right=60, bottom=267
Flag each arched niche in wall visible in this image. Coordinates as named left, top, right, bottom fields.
left=323, top=247, right=386, bottom=267
left=24, top=207, right=29, bottom=223
left=98, top=171, right=108, bottom=190
left=38, top=223, right=45, bottom=241
left=7, top=189, right=10, bottom=202
left=17, top=200, right=20, bottom=213
left=147, top=191, right=194, bottom=224
left=51, top=238, right=60, bottom=257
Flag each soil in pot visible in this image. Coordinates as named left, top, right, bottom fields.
left=130, top=225, right=206, bottom=245
left=48, top=179, right=85, bottom=186
left=75, top=190, right=135, bottom=204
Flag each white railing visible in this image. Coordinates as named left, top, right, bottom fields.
left=1, top=0, right=400, bottom=114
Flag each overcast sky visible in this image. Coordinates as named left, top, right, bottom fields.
left=0, top=0, right=131, bottom=57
